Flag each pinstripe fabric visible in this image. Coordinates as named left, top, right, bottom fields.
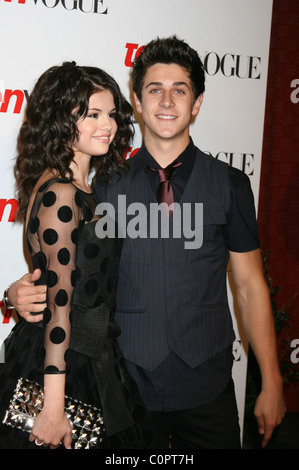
left=95, top=149, right=234, bottom=370
left=94, top=146, right=236, bottom=371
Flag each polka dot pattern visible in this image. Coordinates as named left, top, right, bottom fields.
left=43, top=307, right=52, bottom=325
left=58, top=206, right=73, bottom=223
left=71, top=228, right=79, bottom=245
left=55, top=289, right=68, bottom=306
left=29, top=216, right=40, bottom=234
left=47, top=270, right=58, bottom=287
left=25, top=178, right=123, bottom=381
left=49, top=327, right=66, bottom=344
left=0, top=177, right=151, bottom=447
left=26, top=178, right=99, bottom=374
left=43, top=228, right=58, bottom=245
left=42, top=191, right=56, bottom=207
left=57, top=248, right=70, bottom=265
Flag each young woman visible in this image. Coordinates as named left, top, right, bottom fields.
left=0, top=62, right=151, bottom=449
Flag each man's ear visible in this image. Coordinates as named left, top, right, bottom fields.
left=133, top=92, right=143, bottom=114
left=192, top=93, right=204, bottom=117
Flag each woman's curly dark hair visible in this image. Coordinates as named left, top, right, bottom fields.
left=15, top=61, right=134, bottom=219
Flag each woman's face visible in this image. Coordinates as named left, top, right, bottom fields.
left=73, top=89, right=118, bottom=158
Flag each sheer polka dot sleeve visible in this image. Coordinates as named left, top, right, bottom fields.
left=36, top=181, right=82, bottom=374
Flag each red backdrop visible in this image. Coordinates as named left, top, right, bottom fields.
left=258, top=0, right=299, bottom=411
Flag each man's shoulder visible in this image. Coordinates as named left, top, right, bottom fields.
left=193, top=147, right=250, bottom=183
left=125, top=148, right=144, bottom=171
left=193, top=146, right=229, bottom=174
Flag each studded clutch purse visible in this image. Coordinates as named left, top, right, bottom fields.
left=2, top=377, right=105, bottom=449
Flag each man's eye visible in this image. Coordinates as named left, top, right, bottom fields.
left=174, top=89, right=185, bottom=94
left=150, top=89, right=160, bottom=94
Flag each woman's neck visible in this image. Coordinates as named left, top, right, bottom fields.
left=69, top=154, right=92, bottom=193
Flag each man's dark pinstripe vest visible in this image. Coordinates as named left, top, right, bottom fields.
left=94, top=146, right=236, bottom=371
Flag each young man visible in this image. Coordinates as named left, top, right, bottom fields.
left=5, top=36, right=285, bottom=448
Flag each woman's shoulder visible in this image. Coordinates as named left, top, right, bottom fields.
left=36, top=177, right=76, bottom=195
left=27, top=177, right=81, bottom=223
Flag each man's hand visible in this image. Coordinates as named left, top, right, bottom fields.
left=254, top=382, right=286, bottom=448
left=230, top=249, right=286, bottom=447
left=8, top=269, right=46, bottom=322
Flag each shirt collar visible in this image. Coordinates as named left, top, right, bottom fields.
left=131, top=137, right=196, bottom=177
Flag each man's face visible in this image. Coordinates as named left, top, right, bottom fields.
left=134, top=63, right=203, bottom=148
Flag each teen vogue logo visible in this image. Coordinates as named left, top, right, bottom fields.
left=0, top=199, right=18, bottom=222
left=1, top=0, right=109, bottom=14
left=0, top=86, right=28, bottom=114
left=125, top=43, right=262, bottom=79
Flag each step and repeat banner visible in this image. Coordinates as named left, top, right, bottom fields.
left=0, top=0, right=273, bottom=438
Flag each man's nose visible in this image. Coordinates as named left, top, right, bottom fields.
left=160, top=90, right=175, bottom=108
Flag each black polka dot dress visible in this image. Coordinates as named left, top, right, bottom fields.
left=0, top=178, right=151, bottom=449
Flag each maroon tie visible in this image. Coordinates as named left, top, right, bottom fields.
left=150, top=162, right=181, bottom=216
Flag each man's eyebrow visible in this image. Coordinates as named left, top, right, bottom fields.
left=145, top=81, right=190, bottom=89
left=172, top=81, right=190, bottom=87
left=145, top=82, right=163, bottom=89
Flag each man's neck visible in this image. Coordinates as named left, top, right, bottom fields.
left=144, top=134, right=190, bottom=168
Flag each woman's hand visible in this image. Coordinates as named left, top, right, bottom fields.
left=29, top=408, right=73, bottom=449
left=29, top=375, right=72, bottom=449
